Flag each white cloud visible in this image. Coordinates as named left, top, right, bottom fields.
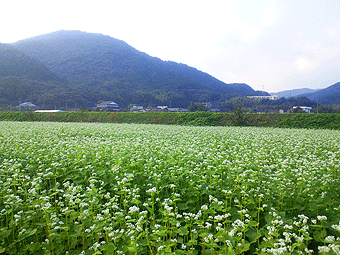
left=224, top=72, right=241, bottom=83
left=327, top=28, right=338, bottom=39
left=296, top=57, right=315, bottom=72
left=256, top=63, right=267, bottom=72
left=262, top=8, right=276, bottom=27
left=240, top=26, right=262, bottom=43
left=1, top=0, right=340, bottom=92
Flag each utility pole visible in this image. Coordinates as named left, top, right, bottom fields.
left=19, top=97, right=22, bottom=112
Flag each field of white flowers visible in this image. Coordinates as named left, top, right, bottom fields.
left=0, top=121, right=339, bottom=254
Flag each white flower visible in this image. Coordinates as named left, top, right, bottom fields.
left=146, top=187, right=157, bottom=193
left=42, top=202, right=52, bottom=211
left=318, top=245, right=330, bottom=253
left=325, top=236, right=335, bottom=243
left=332, top=222, right=340, bottom=231
left=158, top=245, right=165, bottom=251
left=96, top=214, right=104, bottom=221
left=102, top=209, right=110, bottom=215
left=129, top=205, right=140, bottom=214
left=201, top=205, right=208, bottom=210
left=90, top=242, right=101, bottom=251
left=317, top=215, right=327, bottom=221
left=298, top=214, right=309, bottom=224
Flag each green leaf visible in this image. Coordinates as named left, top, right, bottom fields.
left=177, top=203, right=188, bottom=210
left=177, top=226, right=189, bottom=236
left=17, top=228, right=37, bottom=242
left=248, top=220, right=259, bottom=227
left=127, top=246, right=137, bottom=253
left=246, top=229, right=259, bottom=243
left=227, top=246, right=236, bottom=255
left=0, top=228, right=10, bottom=240
left=313, top=230, right=322, bottom=242
left=239, top=242, right=251, bottom=253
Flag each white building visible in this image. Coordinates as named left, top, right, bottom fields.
left=96, top=101, right=120, bottom=111
left=247, top=95, right=278, bottom=100
left=292, top=106, right=312, bottom=113
left=35, top=110, right=64, bottom=113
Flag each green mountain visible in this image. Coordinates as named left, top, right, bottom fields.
left=272, top=85, right=340, bottom=106
left=301, top=82, right=340, bottom=105
left=13, top=30, right=266, bottom=108
left=0, top=43, right=88, bottom=109
left=270, top=88, right=319, bottom=98
left=0, top=43, right=61, bottom=81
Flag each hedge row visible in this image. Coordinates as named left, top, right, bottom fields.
left=0, top=111, right=340, bottom=129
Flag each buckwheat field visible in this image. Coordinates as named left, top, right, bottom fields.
left=0, top=121, right=339, bottom=254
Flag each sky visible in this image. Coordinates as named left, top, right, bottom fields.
left=1, top=0, right=340, bottom=92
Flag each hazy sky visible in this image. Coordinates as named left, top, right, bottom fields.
left=1, top=0, right=340, bottom=92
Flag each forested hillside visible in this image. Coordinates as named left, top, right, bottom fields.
left=0, top=43, right=56, bottom=107
left=218, top=96, right=318, bottom=112
left=6, top=30, right=338, bottom=110
left=302, top=82, right=340, bottom=105
left=271, top=88, right=318, bottom=98
left=0, top=43, right=91, bottom=109
left=13, top=30, right=266, bottom=108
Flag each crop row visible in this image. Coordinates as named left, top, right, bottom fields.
left=0, top=122, right=340, bottom=254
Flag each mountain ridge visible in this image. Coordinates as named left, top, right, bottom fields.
left=0, top=42, right=89, bottom=108
left=270, top=88, right=319, bottom=98
left=12, top=30, right=266, bottom=108
left=6, top=30, right=339, bottom=109
left=0, top=42, right=62, bottom=82
left=270, top=83, right=340, bottom=106
left=301, top=82, right=340, bottom=105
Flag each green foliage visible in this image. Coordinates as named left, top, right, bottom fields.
left=0, top=43, right=89, bottom=109
left=232, top=102, right=245, bottom=125
left=279, top=113, right=340, bottom=129
left=0, top=122, right=340, bottom=254
left=306, top=82, right=340, bottom=105
left=0, top=43, right=61, bottom=82
left=218, top=96, right=320, bottom=113
left=188, top=102, right=208, bottom=112
left=1, top=111, right=340, bottom=130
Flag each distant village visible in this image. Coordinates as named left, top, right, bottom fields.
left=17, top=101, right=191, bottom=113
left=16, top=95, right=313, bottom=114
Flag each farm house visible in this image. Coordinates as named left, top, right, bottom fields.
left=96, top=101, right=120, bottom=111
